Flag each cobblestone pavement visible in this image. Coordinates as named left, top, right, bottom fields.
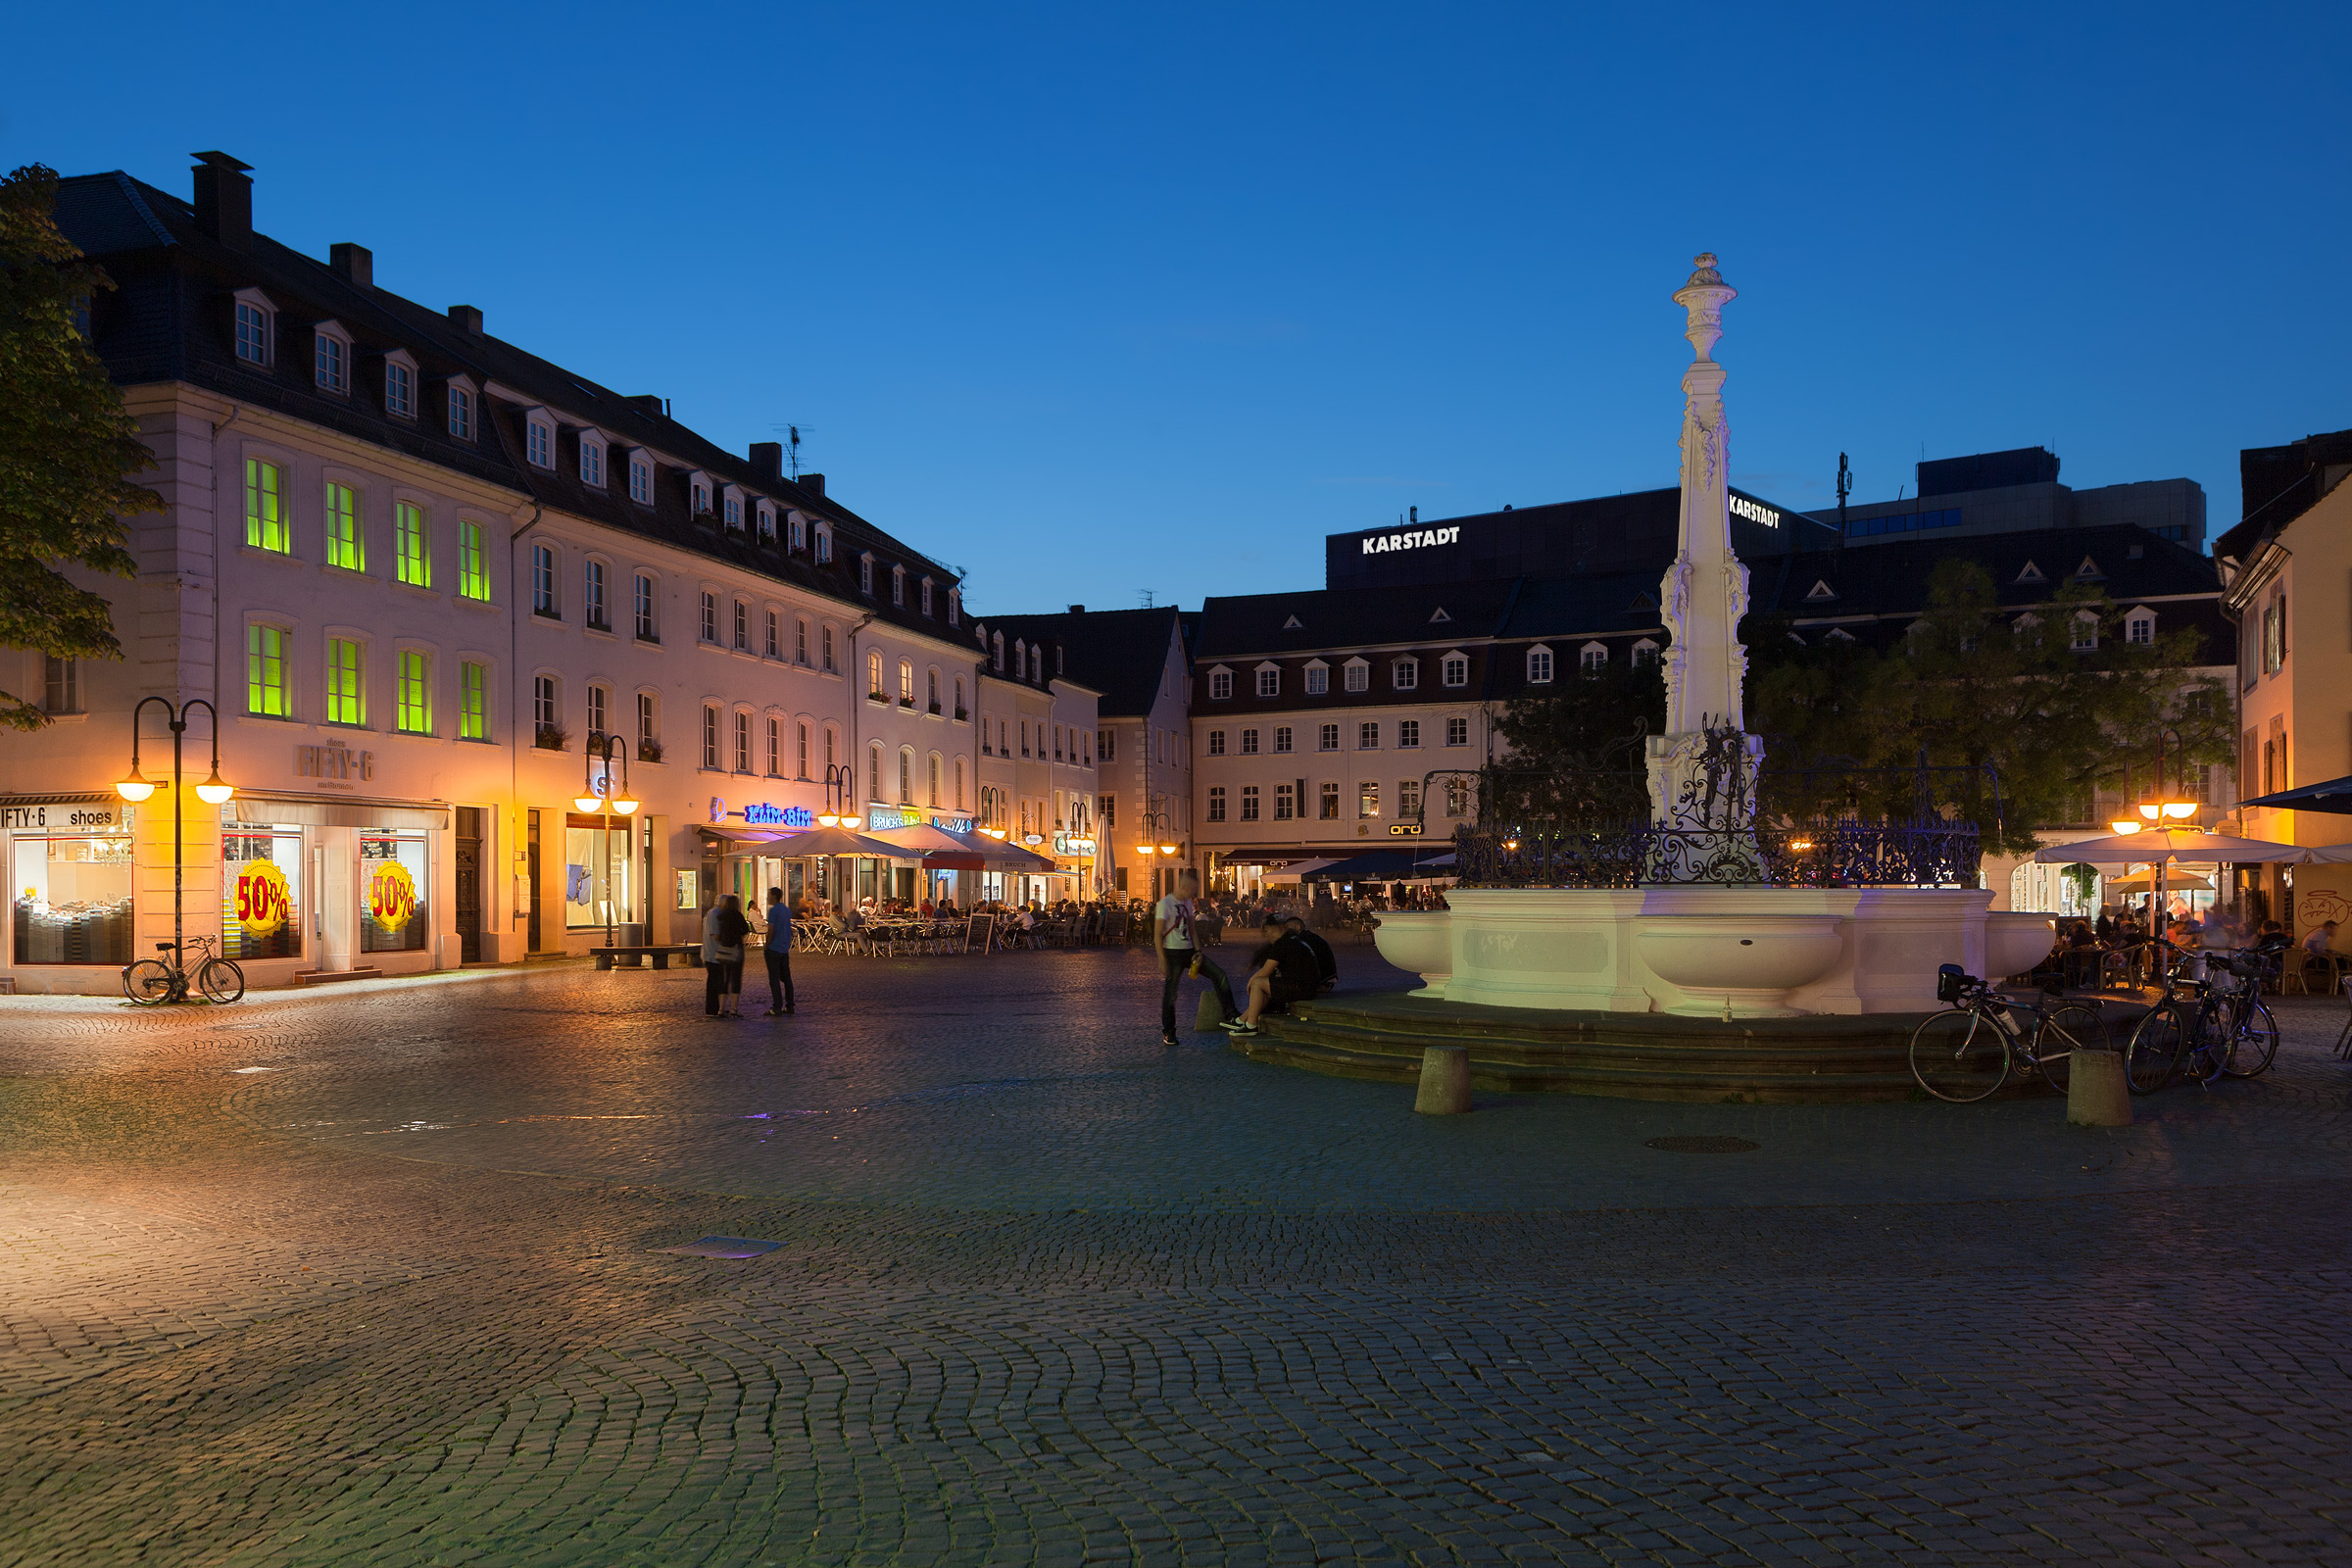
left=2, top=948, right=2349, bottom=1567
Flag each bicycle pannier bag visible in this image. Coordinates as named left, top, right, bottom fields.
left=1936, top=963, right=1971, bottom=1004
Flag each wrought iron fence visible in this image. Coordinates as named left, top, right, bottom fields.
left=1452, top=816, right=1982, bottom=890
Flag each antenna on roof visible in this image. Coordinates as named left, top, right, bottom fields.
left=768, top=423, right=817, bottom=478
left=1139, top=589, right=1154, bottom=609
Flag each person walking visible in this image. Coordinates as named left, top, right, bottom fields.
left=1155, top=867, right=1237, bottom=1046
left=703, top=894, right=751, bottom=1018
left=760, top=884, right=796, bottom=1017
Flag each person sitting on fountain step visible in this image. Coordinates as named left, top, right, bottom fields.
left=1283, top=914, right=1339, bottom=993
left=1223, top=916, right=1323, bottom=1035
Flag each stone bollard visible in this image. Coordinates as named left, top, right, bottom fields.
left=2067, top=1050, right=2132, bottom=1128
left=1414, top=1045, right=1472, bottom=1115
left=1196, top=989, right=1225, bottom=1034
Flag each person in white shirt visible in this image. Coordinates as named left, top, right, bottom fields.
left=1154, top=868, right=1238, bottom=1046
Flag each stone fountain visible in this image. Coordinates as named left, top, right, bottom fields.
left=1371, top=256, right=2052, bottom=1018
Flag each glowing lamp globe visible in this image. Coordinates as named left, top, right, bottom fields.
left=194, top=767, right=235, bottom=806
left=114, top=766, right=156, bottom=804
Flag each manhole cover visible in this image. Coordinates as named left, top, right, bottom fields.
left=659, top=1236, right=783, bottom=1259
left=1643, top=1136, right=1760, bottom=1153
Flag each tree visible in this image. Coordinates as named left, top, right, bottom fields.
left=1488, top=658, right=1664, bottom=821
left=0, top=164, right=159, bottom=730
left=1746, top=559, right=2234, bottom=856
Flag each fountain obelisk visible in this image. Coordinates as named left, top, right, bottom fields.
left=1646, top=254, right=1764, bottom=848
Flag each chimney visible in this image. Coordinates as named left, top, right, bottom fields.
left=748, top=441, right=782, bottom=483
left=329, top=242, right=372, bottom=287
left=447, top=304, right=483, bottom=333
left=625, top=394, right=663, bottom=417
left=190, top=152, right=253, bottom=246
left=799, top=472, right=825, bottom=498
left=1068, top=604, right=1086, bottom=613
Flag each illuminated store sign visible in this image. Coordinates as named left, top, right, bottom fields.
left=1729, top=495, right=1781, bottom=528
left=1360, top=525, right=1462, bottom=556
left=743, top=803, right=813, bottom=827
left=930, top=814, right=974, bottom=834
left=865, top=807, right=917, bottom=831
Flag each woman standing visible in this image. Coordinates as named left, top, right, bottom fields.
left=703, top=894, right=751, bottom=1017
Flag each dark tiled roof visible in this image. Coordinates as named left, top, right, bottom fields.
left=975, top=607, right=1183, bottom=717
left=1195, top=580, right=1519, bottom=658
left=1751, top=525, right=2220, bottom=617
left=54, top=168, right=965, bottom=650
left=2214, top=427, right=2352, bottom=563
left=1493, top=570, right=1668, bottom=640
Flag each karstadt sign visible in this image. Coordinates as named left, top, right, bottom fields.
left=1360, top=524, right=1462, bottom=556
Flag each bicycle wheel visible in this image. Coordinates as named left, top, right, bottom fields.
left=197, top=956, right=246, bottom=1004
left=2219, top=999, right=2278, bottom=1078
left=1909, top=1008, right=2009, bottom=1102
left=122, top=959, right=176, bottom=1005
left=2032, top=1004, right=2107, bottom=1095
left=2124, top=1004, right=2187, bottom=1095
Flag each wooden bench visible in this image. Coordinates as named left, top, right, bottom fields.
left=589, top=945, right=704, bottom=971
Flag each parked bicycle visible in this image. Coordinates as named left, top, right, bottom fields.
left=122, top=934, right=245, bottom=1005
left=2125, top=942, right=2277, bottom=1093
left=1909, top=963, right=2109, bottom=1102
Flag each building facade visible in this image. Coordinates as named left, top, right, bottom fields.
left=1811, top=446, right=2208, bottom=553
left=6, top=156, right=978, bottom=991
left=2217, top=427, right=2352, bottom=938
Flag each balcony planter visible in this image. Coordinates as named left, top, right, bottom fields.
left=637, top=739, right=664, bottom=764
left=534, top=724, right=569, bottom=752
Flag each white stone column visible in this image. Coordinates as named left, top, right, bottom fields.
left=1647, top=254, right=1764, bottom=836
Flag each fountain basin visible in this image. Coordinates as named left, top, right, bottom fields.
left=1370, top=911, right=1451, bottom=997
left=1985, top=911, right=2058, bottom=980
left=1635, top=915, right=1846, bottom=1016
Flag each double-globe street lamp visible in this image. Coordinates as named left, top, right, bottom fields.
left=115, top=698, right=236, bottom=968
left=815, top=763, right=859, bottom=910
left=1134, top=807, right=1182, bottom=902
left=571, top=733, right=640, bottom=954
left=2105, top=725, right=2202, bottom=977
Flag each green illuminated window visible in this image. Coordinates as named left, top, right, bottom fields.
left=395, top=501, right=430, bottom=587
left=327, top=638, right=364, bottom=725
left=246, top=624, right=287, bottom=715
left=459, top=519, right=488, bottom=601
left=324, top=482, right=362, bottom=570
left=460, top=661, right=488, bottom=739
left=396, top=650, right=431, bottom=733
left=245, top=458, right=286, bottom=553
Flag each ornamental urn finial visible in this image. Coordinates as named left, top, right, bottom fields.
left=1672, top=252, right=1736, bottom=364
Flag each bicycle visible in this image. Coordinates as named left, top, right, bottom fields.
left=2124, top=943, right=2278, bottom=1091
left=122, top=934, right=246, bottom=1005
left=1909, top=963, right=2110, bottom=1102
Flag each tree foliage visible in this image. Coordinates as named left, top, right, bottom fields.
left=0, top=164, right=159, bottom=730
left=1487, top=659, right=1663, bottom=821
left=1745, top=559, right=2234, bottom=856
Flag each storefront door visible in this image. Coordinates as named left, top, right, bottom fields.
left=454, top=807, right=482, bottom=963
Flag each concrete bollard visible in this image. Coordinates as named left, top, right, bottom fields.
left=1196, top=989, right=1225, bottom=1034
left=2067, top=1050, right=2132, bottom=1128
left=1414, top=1045, right=1472, bottom=1115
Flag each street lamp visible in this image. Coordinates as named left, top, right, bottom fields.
left=2128, top=726, right=2204, bottom=979
left=117, top=698, right=232, bottom=971
left=818, top=762, right=859, bottom=830
left=577, top=733, right=639, bottom=955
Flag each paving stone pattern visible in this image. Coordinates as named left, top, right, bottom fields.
left=1, top=950, right=2348, bottom=1566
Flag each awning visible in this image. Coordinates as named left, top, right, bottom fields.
left=1299, top=849, right=1458, bottom=882
left=2238, top=773, right=2352, bottom=815
left=921, top=854, right=986, bottom=871
left=698, top=823, right=785, bottom=845
left=231, top=794, right=451, bottom=830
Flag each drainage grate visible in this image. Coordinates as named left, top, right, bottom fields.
left=1643, top=1135, right=1760, bottom=1153
left=659, top=1236, right=783, bottom=1259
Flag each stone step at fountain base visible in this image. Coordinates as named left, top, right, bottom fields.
left=1238, top=993, right=2117, bottom=1104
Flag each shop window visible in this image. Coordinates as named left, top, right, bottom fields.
left=360, top=830, right=429, bottom=954
left=221, top=825, right=302, bottom=960
left=564, top=819, right=636, bottom=931
left=13, top=829, right=134, bottom=964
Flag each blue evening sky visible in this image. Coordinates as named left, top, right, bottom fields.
left=8, top=2, right=2344, bottom=617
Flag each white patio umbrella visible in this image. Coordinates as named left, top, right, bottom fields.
left=2030, top=828, right=2352, bottom=865
left=2103, top=872, right=2215, bottom=896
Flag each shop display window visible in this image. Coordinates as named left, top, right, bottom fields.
left=221, top=825, right=302, bottom=960
left=564, top=822, right=635, bottom=930
left=12, top=831, right=134, bottom=964
left=360, top=829, right=429, bottom=953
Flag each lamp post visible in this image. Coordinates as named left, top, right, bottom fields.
left=2105, top=726, right=2200, bottom=980
left=815, top=762, right=861, bottom=910
left=572, top=733, right=639, bottom=953
left=116, top=698, right=234, bottom=965
left=1135, top=806, right=1181, bottom=901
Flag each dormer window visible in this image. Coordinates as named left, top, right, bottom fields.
left=579, top=433, right=606, bottom=487
left=1441, top=652, right=1468, bottom=687
left=1343, top=659, right=1369, bottom=693
left=2124, top=607, right=2156, bottom=646
left=724, top=492, right=744, bottom=531
left=993, top=631, right=1004, bottom=669
left=948, top=588, right=959, bottom=626
left=312, top=320, right=350, bottom=392
left=382, top=351, right=417, bottom=418
left=789, top=512, right=807, bottom=551
left=524, top=411, right=555, bottom=468
left=446, top=378, right=476, bottom=440
left=1304, top=661, right=1330, bottom=695
left=1526, top=645, right=1555, bottom=684
left=691, top=479, right=710, bottom=515
left=1255, top=663, right=1281, bottom=698
left=756, top=502, right=774, bottom=542
left=859, top=554, right=875, bottom=595
left=1580, top=641, right=1608, bottom=671
left=231, top=287, right=273, bottom=366
left=2071, top=612, right=2099, bottom=652
left=1632, top=638, right=1660, bottom=666
left=1393, top=657, right=1418, bottom=691
left=920, top=578, right=934, bottom=616
left=814, top=524, right=832, bottom=564
left=892, top=565, right=906, bottom=607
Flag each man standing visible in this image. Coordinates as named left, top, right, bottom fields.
left=1156, top=867, right=1237, bottom=1046
left=762, top=884, right=795, bottom=1017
